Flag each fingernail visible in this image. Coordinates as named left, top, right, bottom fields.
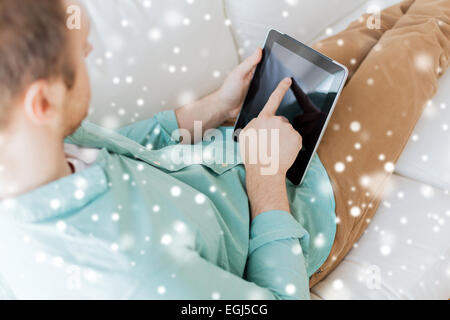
left=284, top=78, right=291, bottom=84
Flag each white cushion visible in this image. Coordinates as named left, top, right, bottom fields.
left=82, top=0, right=239, bottom=128
left=311, top=174, right=450, bottom=299
left=224, top=0, right=368, bottom=60
left=395, top=71, right=450, bottom=192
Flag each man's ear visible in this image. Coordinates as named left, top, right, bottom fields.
left=23, top=80, right=66, bottom=126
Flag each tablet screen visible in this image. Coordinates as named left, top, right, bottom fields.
left=234, top=32, right=347, bottom=185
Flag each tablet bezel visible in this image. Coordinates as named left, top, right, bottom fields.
left=233, top=28, right=348, bottom=185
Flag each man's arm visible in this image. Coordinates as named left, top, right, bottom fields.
left=239, top=78, right=302, bottom=220
left=174, top=90, right=230, bottom=143
left=238, top=78, right=309, bottom=299
left=246, top=172, right=290, bottom=220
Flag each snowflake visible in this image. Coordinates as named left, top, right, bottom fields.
left=291, top=243, right=302, bottom=255
left=111, top=212, right=120, bottom=222
left=332, top=279, right=344, bottom=290
left=52, top=256, right=64, bottom=268
left=125, top=76, right=133, bottom=84
left=50, top=199, right=61, bottom=210
left=334, top=162, right=345, bottom=173
left=285, top=0, right=299, bottom=6
left=148, top=28, right=162, bottom=41
left=168, top=65, right=177, bottom=73
left=56, top=221, right=67, bottom=232
left=285, top=283, right=296, bottom=295
left=350, top=121, right=361, bottom=132
left=74, top=189, right=85, bottom=200
left=384, top=162, right=395, bottom=173
left=160, top=234, right=172, bottom=245
left=360, top=175, right=371, bottom=187
left=170, top=186, right=181, bottom=197
left=350, top=206, right=361, bottom=217
left=157, top=286, right=166, bottom=295
left=195, top=194, right=206, bottom=205
left=314, top=233, right=325, bottom=247
left=173, top=221, right=187, bottom=233
left=414, top=53, right=433, bottom=72
left=420, top=185, right=434, bottom=199
left=380, top=245, right=391, bottom=256
left=212, top=292, right=221, bottom=300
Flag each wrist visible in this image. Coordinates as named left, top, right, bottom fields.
left=245, top=170, right=290, bottom=220
left=212, top=89, right=236, bottom=121
left=245, top=165, right=287, bottom=181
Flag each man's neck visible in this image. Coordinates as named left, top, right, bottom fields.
left=0, top=123, right=72, bottom=200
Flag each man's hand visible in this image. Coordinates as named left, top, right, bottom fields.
left=239, top=78, right=303, bottom=219
left=239, top=77, right=302, bottom=177
left=174, top=48, right=262, bottom=142
left=216, top=48, right=263, bottom=120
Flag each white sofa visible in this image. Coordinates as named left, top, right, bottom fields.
left=83, top=0, right=450, bottom=299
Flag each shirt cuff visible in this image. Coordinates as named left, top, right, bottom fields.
left=154, top=110, right=181, bottom=142
left=249, top=210, right=308, bottom=255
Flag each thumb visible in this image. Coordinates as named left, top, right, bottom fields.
left=237, top=47, right=262, bottom=75
left=260, top=78, right=292, bottom=117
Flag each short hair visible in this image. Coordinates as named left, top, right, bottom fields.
left=0, top=0, right=75, bottom=128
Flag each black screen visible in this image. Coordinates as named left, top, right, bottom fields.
left=235, top=33, right=347, bottom=185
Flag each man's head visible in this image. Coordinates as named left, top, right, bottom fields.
left=0, top=0, right=92, bottom=137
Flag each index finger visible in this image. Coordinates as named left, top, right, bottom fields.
left=259, top=77, right=292, bottom=117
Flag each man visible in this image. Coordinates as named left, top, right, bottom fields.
left=0, top=0, right=337, bottom=299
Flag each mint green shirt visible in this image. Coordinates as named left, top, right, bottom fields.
left=0, top=111, right=336, bottom=300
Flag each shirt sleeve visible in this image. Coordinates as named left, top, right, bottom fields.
left=245, top=210, right=310, bottom=300
left=116, top=110, right=181, bottom=150
left=130, top=210, right=311, bottom=300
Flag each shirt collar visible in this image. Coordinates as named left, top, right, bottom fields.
left=0, top=153, right=109, bottom=224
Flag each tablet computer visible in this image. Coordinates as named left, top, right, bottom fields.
left=234, top=29, right=348, bottom=185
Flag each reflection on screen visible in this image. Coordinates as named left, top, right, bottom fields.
left=239, top=42, right=342, bottom=184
